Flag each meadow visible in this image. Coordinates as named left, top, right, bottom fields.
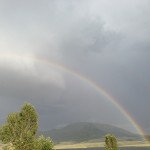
left=1, top=138, right=150, bottom=150
left=1, top=133, right=150, bottom=150
left=57, top=147, right=150, bottom=150
left=54, top=141, right=150, bottom=150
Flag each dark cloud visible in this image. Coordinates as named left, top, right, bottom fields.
left=59, top=17, right=121, bottom=55
left=0, top=0, right=150, bottom=134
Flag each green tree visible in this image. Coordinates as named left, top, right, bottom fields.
left=0, top=103, right=54, bottom=150
left=105, top=134, right=119, bottom=150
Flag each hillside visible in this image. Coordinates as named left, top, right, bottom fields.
left=39, top=122, right=140, bottom=143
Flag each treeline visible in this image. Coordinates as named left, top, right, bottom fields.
left=0, top=103, right=119, bottom=150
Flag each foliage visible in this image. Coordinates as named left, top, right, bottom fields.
left=0, top=103, right=54, bottom=150
left=105, top=134, right=119, bottom=150
left=35, top=135, right=54, bottom=150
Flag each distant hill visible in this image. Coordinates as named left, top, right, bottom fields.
left=39, top=122, right=140, bottom=143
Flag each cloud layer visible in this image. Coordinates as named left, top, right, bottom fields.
left=0, top=0, right=150, bottom=133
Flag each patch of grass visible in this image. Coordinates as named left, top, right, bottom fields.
left=54, top=141, right=150, bottom=149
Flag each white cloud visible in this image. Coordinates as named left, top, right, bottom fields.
left=0, top=52, right=65, bottom=88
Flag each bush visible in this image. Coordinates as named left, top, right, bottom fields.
left=105, top=134, right=119, bottom=150
left=35, top=135, right=54, bottom=150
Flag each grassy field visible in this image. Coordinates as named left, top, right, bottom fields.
left=1, top=141, right=150, bottom=150
left=56, top=147, right=150, bottom=150
left=54, top=141, right=150, bottom=149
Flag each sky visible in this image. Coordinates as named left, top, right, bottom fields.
left=0, top=0, right=150, bottom=134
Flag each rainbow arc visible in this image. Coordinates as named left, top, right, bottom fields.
left=0, top=52, right=149, bottom=145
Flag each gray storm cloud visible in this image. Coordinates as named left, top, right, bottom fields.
left=0, top=0, right=150, bottom=133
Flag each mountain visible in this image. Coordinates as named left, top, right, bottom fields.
left=39, top=122, right=140, bottom=143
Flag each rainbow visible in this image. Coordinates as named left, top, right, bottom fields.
left=0, top=52, right=149, bottom=144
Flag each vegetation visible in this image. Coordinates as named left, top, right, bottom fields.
left=105, top=134, right=119, bottom=150
left=0, top=103, right=54, bottom=150
left=35, top=135, right=54, bottom=150
left=1, top=103, right=148, bottom=150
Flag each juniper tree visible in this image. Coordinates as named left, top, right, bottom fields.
left=105, top=134, right=119, bottom=150
left=0, top=103, right=54, bottom=150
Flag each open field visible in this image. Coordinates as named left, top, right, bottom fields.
left=54, top=141, right=150, bottom=149
left=1, top=141, right=150, bottom=150
left=56, top=147, right=150, bottom=150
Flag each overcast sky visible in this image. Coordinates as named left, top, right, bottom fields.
left=0, top=0, right=150, bottom=134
